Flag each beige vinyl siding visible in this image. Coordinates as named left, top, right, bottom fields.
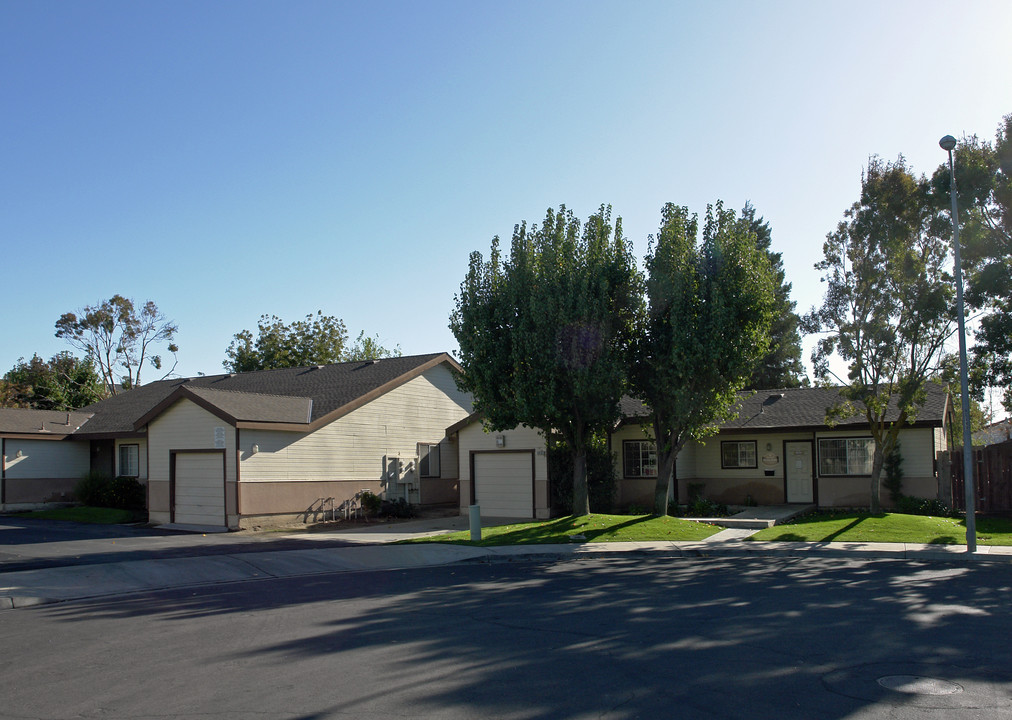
left=934, top=425, right=948, bottom=453
left=147, top=399, right=237, bottom=525
left=2, top=439, right=89, bottom=479
left=239, top=365, right=471, bottom=487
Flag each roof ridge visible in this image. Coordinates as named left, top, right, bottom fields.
left=187, top=386, right=312, bottom=400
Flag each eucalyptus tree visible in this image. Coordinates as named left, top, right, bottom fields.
left=929, top=113, right=1012, bottom=412
left=805, top=157, right=954, bottom=512
left=451, top=205, right=642, bottom=516
left=55, top=295, right=178, bottom=393
left=631, top=203, right=776, bottom=515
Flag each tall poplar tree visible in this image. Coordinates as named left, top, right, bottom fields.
left=631, top=203, right=776, bottom=515
left=451, top=205, right=642, bottom=516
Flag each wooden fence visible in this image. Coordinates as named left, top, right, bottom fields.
left=944, top=438, right=1012, bottom=513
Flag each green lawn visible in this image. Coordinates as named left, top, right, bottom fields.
left=749, top=511, right=1012, bottom=546
left=403, top=513, right=722, bottom=546
left=16, top=506, right=143, bottom=524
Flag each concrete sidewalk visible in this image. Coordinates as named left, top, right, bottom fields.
left=3, top=534, right=1010, bottom=611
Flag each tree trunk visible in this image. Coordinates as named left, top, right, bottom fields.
left=869, top=443, right=885, bottom=514
left=572, top=448, right=590, bottom=516
left=653, top=449, right=676, bottom=516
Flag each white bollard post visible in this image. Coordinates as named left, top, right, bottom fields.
left=469, top=504, right=481, bottom=541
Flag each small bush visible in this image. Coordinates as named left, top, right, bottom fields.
left=380, top=497, right=416, bottom=518
left=75, top=470, right=112, bottom=506
left=107, top=476, right=146, bottom=511
left=671, top=497, right=729, bottom=518
left=894, top=496, right=953, bottom=517
left=883, top=443, right=904, bottom=502
left=74, top=472, right=145, bottom=511
left=359, top=491, right=382, bottom=517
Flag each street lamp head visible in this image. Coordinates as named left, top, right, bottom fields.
left=939, top=135, right=957, bottom=151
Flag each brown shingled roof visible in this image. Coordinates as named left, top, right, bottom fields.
left=0, top=409, right=94, bottom=436
left=72, top=353, right=459, bottom=437
left=619, top=384, right=949, bottom=431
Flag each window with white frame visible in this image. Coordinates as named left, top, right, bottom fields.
left=623, top=440, right=657, bottom=478
left=721, top=441, right=757, bottom=469
left=118, top=444, right=139, bottom=478
left=418, top=443, right=440, bottom=478
left=818, top=437, right=875, bottom=476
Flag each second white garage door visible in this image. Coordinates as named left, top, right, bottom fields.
left=173, top=452, right=225, bottom=526
left=473, top=452, right=533, bottom=518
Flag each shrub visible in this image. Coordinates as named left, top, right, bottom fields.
left=75, top=470, right=111, bottom=507
left=677, top=497, right=729, bottom=518
left=74, top=472, right=146, bottom=511
left=107, top=476, right=146, bottom=511
left=895, top=496, right=953, bottom=517
left=548, top=435, right=617, bottom=516
left=380, top=497, right=416, bottom=518
left=359, top=491, right=382, bottom=517
left=883, top=443, right=904, bottom=502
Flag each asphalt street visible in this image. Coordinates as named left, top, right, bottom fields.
left=0, top=516, right=358, bottom=572
left=1, top=556, right=1009, bottom=720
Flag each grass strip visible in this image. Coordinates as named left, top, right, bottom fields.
left=749, top=511, right=1012, bottom=546
left=402, top=513, right=722, bottom=547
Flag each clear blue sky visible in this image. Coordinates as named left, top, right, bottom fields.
left=2, top=1, right=1011, bottom=392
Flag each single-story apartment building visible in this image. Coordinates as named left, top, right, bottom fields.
left=1, top=353, right=473, bottom=529
left=449, top=384, right=952, bottom=518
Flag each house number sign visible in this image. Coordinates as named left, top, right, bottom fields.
left=214, top=427, right=226, bottom=449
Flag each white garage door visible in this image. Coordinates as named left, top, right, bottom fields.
left=473, top=452, right=533, bottom=518
left=174, top=452, right=225, bottom=526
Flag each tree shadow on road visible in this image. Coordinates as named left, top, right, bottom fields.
left=29, top=557, right=1012, bottom=719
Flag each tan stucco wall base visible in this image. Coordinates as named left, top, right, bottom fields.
left=239, top=480, right=385, bottom=519
left=819, top=475, right=938, bottom=508
left=148, top=479, right=170, bottom=517
left=419, top=477, right=459, bottom=506
left=2, top=477, right=78, bottom=504
left=677, top=477, right=785, bottom=506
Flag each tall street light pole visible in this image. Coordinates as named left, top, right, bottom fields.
left=939, top=133, right=976, bottom=553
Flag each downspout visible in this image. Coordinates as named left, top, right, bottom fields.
left=2, top=437, right=6, bottom=506
left=235, top=427, right=242, bottom=525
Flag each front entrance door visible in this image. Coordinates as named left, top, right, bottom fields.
left=785, top=441, right=814, bottom=503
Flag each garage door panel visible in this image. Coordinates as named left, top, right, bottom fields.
left=474, top=453, right=532, bottom=518
left=173, top=452, right=225, bottom=526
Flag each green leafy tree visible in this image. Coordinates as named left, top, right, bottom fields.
left=224, top=312, right=348, bottom=372
left=631, top=202, right=776, bottom=515
left=224, top=313, right=400, bottom=372
left=929, top=113, right=1012, bottom=411
left=55, top=295, right=179, bottom=393
left=804, top=157, right=954, bottom=512
left=2, top=352, right=105, bottom=409
left=740, top=202, right=806, bottom=389
left=451, top=205, right=643, bottom=516
left=346, top=331, right=402, bottom=362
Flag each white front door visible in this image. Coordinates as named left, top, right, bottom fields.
left=785, top=441, right=814, bottom=503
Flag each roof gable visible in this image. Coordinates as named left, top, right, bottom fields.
left=76, top=353, right=461, bottom=436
